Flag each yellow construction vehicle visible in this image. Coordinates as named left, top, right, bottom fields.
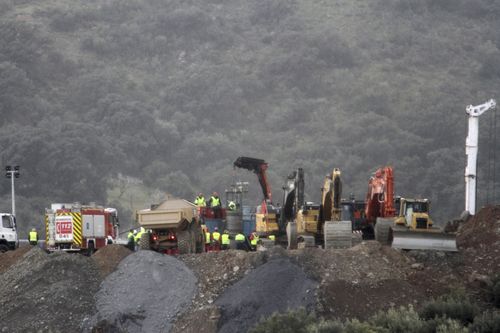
left=285, top=168, right=352, bottom=249
left=391, top=197, right=457, bottom=251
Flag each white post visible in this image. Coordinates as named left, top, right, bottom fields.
left=465, top=99, right=496, bottom=215
left=11, top=175, right=15, bottom=216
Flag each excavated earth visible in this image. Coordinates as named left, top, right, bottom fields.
left=0, top=206, right=498, bottom=332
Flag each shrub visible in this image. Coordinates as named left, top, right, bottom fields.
left=419, top=291, right=479, bottom=325
left=369, top=305, right=425, bottom=333
left=469, top=311, right=500, bottom=333
left=249, top=309, right=317, bottom=333
left=487, top=275, right=500, bottom=308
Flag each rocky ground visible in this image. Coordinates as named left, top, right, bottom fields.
left=0, top=206, right=498, bottom=332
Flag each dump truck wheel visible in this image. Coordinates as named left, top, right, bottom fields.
left=375, top=218, right=393, bottom=245
left=177, top=230, right=191, bottom=254
left=139, top=233, right=151, bottom=250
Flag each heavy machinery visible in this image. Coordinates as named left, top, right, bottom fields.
left=321, top=169, right=353, bottom=248
left=136, top=198, right=204, bottom=254
left=465, top=99, right=496, bottom=215
left=283, top=168, right=352, bottom=249
left=0, top=213, right=18, bottom=252
left=45, top=203, right=119, bottom=254
left=233, top=157, right=280, bottom=237
left=365, top=166, right=457, bottom=251
left=365, top=166, right=396, bottom=244
left=392, top=197, right=457, bottom=251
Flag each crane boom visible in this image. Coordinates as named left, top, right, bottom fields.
left=465, top=99, right=496, bottom=215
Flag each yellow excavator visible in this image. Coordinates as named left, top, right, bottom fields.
left=284, top=168, right=352, bottom=249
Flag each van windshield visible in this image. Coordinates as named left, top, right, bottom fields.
left=2, top=216, right=13, bottom=228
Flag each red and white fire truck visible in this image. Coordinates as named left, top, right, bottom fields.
left=45, top=203, right=119, bottom=254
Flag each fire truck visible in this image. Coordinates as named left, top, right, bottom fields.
left=45, top=203, right=119, bottom=254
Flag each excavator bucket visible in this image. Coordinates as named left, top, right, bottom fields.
left=391, top=228, right=458, bottom=252
left=324, top=221, right=352, bottom=249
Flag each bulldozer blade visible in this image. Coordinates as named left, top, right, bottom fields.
left=391, top=229, right=458, bottom=252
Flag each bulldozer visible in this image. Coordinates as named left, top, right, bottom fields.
left=366, top=166, right=457, bottom=252
left=391, top=197, right=457, bottom=252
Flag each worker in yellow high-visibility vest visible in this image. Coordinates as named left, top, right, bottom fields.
left=235, top=233, right=247, bottom=251
left=212, top=227, right=221, bottom=251
left=221, top=230, right=230, bottom=250
left=29, top=228, right=38, bottom=246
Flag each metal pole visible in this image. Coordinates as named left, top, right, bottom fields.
left=11, top=174, right=15, bottom=216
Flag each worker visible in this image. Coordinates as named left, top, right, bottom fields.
left=208, top=192, right=222, bottom=218
left=126, top=229, right=135, bottom=250
left=269, top=234, right=276, bottom=244
left=134, top=227, right=145, bottom=251
left=227, top=200, right=236, bottom=211
left=29, top=228, right=38, bottom=246
left=235, top=232, right=248, bottom=251
left=204, top=226, right=211, bottom=252
left=221, top=230, right=230, bottom=250
left=212, top=227, right=221, bottom=251
left=194, top=193, right=206, bottom=207
left=250, top=232, right=259, bottom=251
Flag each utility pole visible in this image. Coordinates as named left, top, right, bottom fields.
left=465, top=99, right=496, bottom=215
left=5, top=165, right=20, bottom=216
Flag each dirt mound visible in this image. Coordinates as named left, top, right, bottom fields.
left=319, top=279, right=427, bottom=320
left=0, top=245, right=32, bottom=273
left=87, top=250, right=197, bottom=333
left=215, top=256, right=317, bottom=333
left=92, top=244, right=132, bottom=278
left=457, top=205, right=500, bottom=249
left=0, top=247, right=101, bottom=333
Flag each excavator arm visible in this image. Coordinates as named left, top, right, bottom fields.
left=233, top=157, right=273, bottom=213
left=365, top=166, right=395, bottom=224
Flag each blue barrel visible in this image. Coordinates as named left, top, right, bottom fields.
left=242, top=218, right=255, bottom=237
left=204, top=218, right=225, bottom=233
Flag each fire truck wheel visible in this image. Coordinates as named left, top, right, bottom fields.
left=87, top=241, right=95, bottom=256
left=139, top=233, right=151, bottom=250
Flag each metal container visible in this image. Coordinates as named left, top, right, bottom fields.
left=226, top=210, right=243, bottom=235
left=242, top=218, right=256, bottom=237
left=204, top=218, right=226, bottom=233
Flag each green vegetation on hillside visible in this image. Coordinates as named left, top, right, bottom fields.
left=1, top=0, right=499, bottom=234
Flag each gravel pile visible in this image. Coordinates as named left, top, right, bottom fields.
left=92, top=244, right=132, bottom=278
left=87, top=250, right=197, bottom=333
left=0, top=247, right=101, bottom=333
left=215, top=256, right=317, bottom=333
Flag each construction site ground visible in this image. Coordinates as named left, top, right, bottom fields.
left=0, top=206, right=499, bottom=332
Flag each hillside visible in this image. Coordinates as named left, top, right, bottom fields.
left=1, top=0, right=500, bottom=234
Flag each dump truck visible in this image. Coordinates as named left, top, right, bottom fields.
left=45, top=203, right=119, bottom=254
left=136, top=198, right=204, bottom=254
left=0, top=213, right=18, bottom=252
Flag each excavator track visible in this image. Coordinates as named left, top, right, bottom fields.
left=324, top=221, right=352, bottom=249
left=374, top=218, right=394, bottom=245
left=391, top=225, right=457, bottom=252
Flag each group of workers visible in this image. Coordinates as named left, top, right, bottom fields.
left=194, top=192, right=237, bottom=211
left=126, top=227, right=145, bottom=251
left=203, top=226, right=259, bottom=252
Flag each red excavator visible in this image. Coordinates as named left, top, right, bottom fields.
left=365, top=166, right=396, bottom=244
left=365, top=166, right=457, bottom=251
left=233, top=157, right=280, bottom=236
